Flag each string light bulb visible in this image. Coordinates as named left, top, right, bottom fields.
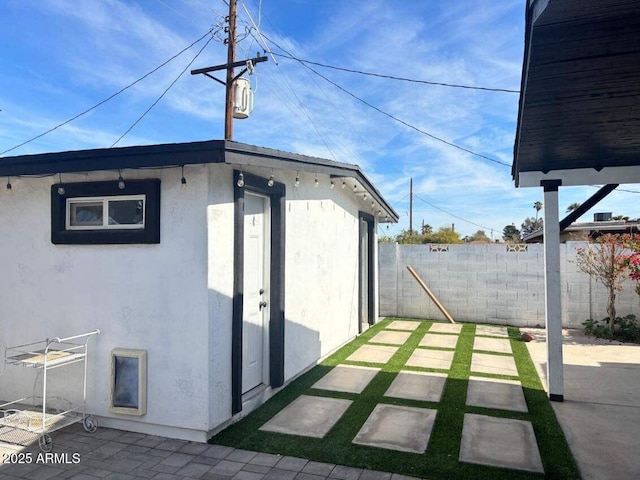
left=237, top=172, right=245, bottom=188
left=341, top=181, right=346, bottom=189
left=330, top=181, right=335, bottom=189
left=315, top=176, right=320, bottom=188
left=180, top=166, right=187, bottom=188
left=268, top=174, right=275, bottom=187
left=371, top=201, right=375, bottom=209
left=6, top=177, right=12, bottom=190
left=117, top=169, right=125, bottom=190
left=294, top=172, right=300, bottom=188
left=57, top=173, right=65, bottom=195
left=353, top=183, right=358, bottom=192
left=363, top=193, right=367, bottom=201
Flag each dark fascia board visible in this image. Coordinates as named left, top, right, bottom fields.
left=0, top=138, right=399, bottom=222
left=224, top=141, right=399, bottom=222
left=512, top=0, right=537, bottom=185
left=0, top=140, right=226, bottom=177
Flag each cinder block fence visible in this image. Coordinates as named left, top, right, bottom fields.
left=378, top=242, right=639, bottom=328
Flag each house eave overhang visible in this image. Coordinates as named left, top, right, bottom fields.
left=513, top=0, right=640, bottom=188
left=0, top=139, right=399, bottom=222
left=222, top=141, right=398, bottom=222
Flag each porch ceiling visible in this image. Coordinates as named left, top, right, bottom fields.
left=513, top=0, right=640, bottom=187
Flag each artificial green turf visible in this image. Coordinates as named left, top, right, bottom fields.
left=211, top=318, right=581, bottom=479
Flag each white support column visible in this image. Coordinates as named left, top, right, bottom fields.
left=542, top=181, right=564, bottom=401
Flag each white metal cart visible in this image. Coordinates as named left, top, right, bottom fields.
left=0, top=330, right=100, bottom=452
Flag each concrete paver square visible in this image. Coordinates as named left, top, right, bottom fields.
left=260, top=395, right=352, bottom=438
left=428, top=323, right=462, bottom=334
left=353, top=404, right=437, bottom=453
left=460, top=413, right=544, bottom=473
left=346, top=345, right=398, bottom=364
left=475, top=325, right=509, bottom=337
left=466, top=376, right=528, bottom=412
left=387, top=320, right=421, bottom=331
left=419, top=333, right=459, bottom=349
left=473, top=337, right=512, bottom=354
left=470, top=353, right=518, bottom=376
left=370, top=330, right=412, bottom=345
left=384, top=371, right=447, bottom=402
left=312, top=365, right=380, bottom=394
left=405, top=349, right=454, bottom=370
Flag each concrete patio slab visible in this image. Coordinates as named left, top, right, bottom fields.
left=470, top=353, right=518, bottom=376
left=384, top=371, right=448, bottom=402
left=346, top=345, right=398, bottom=364
left=473, top=336, right=512, bottom=354
left=419, top=333, right=459, bottom=349
left=405, top=349, right=454, bottom=370
left=428, top=323, right=462, bottom=334
left=311, top=365, right=380, bottom=394
left=475, top=325, right=509, bottom=338
left=460, top=413, right=543, bottom=474
left=387, top=320, right=421, bottom=331
left=260, top=395, right=352, bottom=438
left=466, top=376, right=528, bottom=412
left=353, top=404, right=437, bottom=453
left=370, top=330, right=412, bottom=345
left=526, top=328, right=640, bottom=480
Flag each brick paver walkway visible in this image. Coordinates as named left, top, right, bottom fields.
left=0, top=423, right=423, bottom=480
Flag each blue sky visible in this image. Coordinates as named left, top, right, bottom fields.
left=1, top=0, right=639, bottom=239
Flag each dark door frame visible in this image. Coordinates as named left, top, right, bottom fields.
left=358, top=211, right=376, bottom=334
left=232, top=170, right=286, bottom=415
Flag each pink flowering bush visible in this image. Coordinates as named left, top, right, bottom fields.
left=577, top=233, right=640, bottom=342
left=575, top=234, right=628, bottom=326
left=621, top=234, right=640, bottom=296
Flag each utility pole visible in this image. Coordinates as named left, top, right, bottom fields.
left=224, top=0, right=237, bottom=141
left=409, top=177, right=413, bottom=234
left=190, top=0, right=267, bottom=141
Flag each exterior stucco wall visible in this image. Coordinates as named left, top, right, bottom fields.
left=0, top=167, right=212, bottom=440
left=279, top=170, right=366, bottom=382
left=0, top=163, right=380, bottom=441
left=380, top=242, right=639, bottom=328
left=205, top=166, right=235, bottom=432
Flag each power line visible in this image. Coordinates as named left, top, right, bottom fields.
left=262, top=35, right=511, bottom=168
left=155, top=0, right=204, bottom=28
left=1, top=28, right=213, bottom=157
left=589, top=184, right=640, bottom=194
left=110, top=33, right=214, bottom=147
left=271, top=53, right=520, bottom=94
left=414, top=194, right=500, bottom=233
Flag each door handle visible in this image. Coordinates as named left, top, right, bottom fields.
left=259, top=301, right=268, bottom=310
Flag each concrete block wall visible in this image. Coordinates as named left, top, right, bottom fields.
left=379, top=242, right=640, bottom=328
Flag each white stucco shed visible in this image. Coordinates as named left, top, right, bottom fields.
left=0, top=140, right=398, bottom=442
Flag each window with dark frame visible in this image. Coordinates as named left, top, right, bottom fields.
left=51, top=179, right=160, bottom=244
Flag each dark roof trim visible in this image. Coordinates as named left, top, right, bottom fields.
left=0, top=140, right=226, bottom=176
left=0, top=139, right=398, bottom=222
left=223, top=142, right=397, bottom=221
left=512, top=0, right=535, bottom=185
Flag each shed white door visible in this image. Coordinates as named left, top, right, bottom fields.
left=242, top=193, right=270, bottom=393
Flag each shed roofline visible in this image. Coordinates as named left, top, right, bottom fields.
left=0, top=139, right=398, bottom=222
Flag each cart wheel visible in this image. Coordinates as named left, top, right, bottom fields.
left=38, top=434, right=53, bottom=453
left=83, top=415, right=98, bottom=433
